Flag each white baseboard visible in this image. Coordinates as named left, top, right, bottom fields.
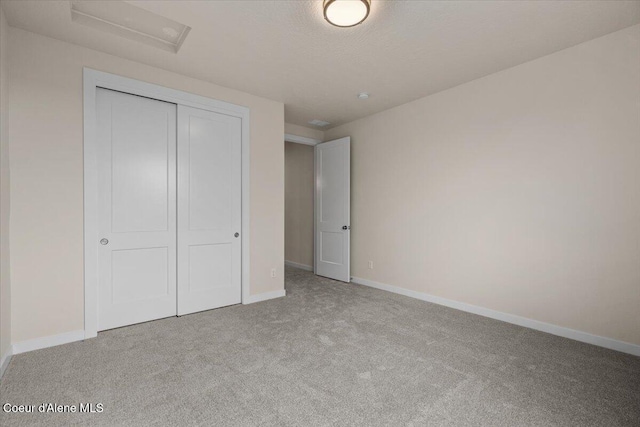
left=285, top=260, right=313, bottom=272
left=11, top=329, right=86, bottom=355
left=243, top=289, right=286, bottom=305
left=8, top=290, right=285, bottom=356
left=351, top=276, right=640, bottom=357
left=0, top=347, right=12, bottom=380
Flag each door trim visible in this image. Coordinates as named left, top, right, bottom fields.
left=83, top=68, right=251, bottom=339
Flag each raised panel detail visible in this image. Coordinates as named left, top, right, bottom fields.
left=111, top=247, right=169, bottom=304
left=188, top=116, right=232, bottom=231
left=320, top=146, right=344, bottom=222
left=321, top=231, right=343, bottom=265
left=188, top=244, right=232, bottom=292
left=111, top=103, right=169, bottom=233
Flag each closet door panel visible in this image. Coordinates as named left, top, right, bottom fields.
left=96, top=88, right=177, bottom=331
left=177, top=106, right=242, bottom=315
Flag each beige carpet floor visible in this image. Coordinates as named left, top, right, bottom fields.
left=1, top=266, right=639, bottom=426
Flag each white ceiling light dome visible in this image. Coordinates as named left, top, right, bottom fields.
left=323, top=0, right=371, bottom=28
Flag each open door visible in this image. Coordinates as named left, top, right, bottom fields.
left=315, top=137, right=350, bottom=282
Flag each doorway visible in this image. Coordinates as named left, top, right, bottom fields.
left=284, top=140, right=315, bottom=271
left=284, top=134, right=351, bottom=282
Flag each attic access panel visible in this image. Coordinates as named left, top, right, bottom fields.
left=71, top=1, right=191, bottom=53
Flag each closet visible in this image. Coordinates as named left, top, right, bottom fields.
left=95, top=88, right=241, bottom=331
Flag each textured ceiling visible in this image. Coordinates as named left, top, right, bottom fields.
left=3, top=1, right=640, bottom=129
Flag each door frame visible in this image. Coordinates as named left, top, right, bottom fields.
left=83, top=68, right=251, bottom=339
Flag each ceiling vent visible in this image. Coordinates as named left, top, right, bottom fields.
left=308, top=119, right=331, bottom=127
left=70, top=1, right=191, bottom=53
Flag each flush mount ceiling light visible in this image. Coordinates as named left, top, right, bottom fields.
left=323, top=0, right=371, bottom=28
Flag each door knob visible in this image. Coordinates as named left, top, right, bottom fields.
left=100, top=238, right=109, bottom=245
left=342, top=226, right=350, bottom=230
left=234, top=232, right=240, bottom=238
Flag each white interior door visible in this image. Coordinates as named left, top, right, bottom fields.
left=96, top=88, right=177, bottom=331
left=177, top=105, right=242, bottom=315
left=315, top=136, right=351, bottom=282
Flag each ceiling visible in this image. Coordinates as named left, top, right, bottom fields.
left=3, top=1, right=639, bottom=130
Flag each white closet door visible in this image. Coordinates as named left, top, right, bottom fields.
left=315, top=137, right=351, bottom=282
left=177, top=105, right=242, bottom=315
left=96, top=88, right=177, bottom=331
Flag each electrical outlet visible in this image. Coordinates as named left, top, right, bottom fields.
left=368, top=261, right=373, bottom=269
left=270, top=268, right=276, bottom=278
